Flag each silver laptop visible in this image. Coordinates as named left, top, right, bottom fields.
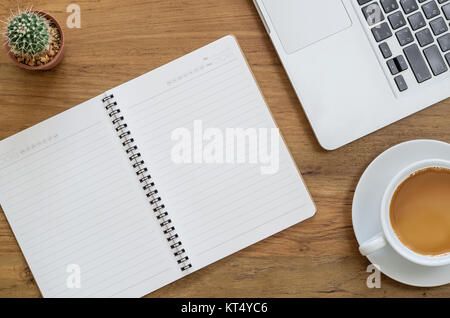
left=253, top=0, right=450, bottom=150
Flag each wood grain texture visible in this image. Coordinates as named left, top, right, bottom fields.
left=0, top=0, right=449, bottom=298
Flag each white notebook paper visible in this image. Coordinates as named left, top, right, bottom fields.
left=0, top=35, right=315, bottom=297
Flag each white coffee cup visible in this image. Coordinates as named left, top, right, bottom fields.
left=359, top=158, right=450, bottom=267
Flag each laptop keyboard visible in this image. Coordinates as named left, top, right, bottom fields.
left=357, top=0, right=450, bottom=92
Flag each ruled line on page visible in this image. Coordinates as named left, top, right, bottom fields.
left=0, top=130, right=110, bottom=196
left=23, top=194, right=138, bottom=251
left=127, top=57, right=238, bottom=111
left=52, top=244, right=170, bottom=297
left=147, top=114, right=266, bottom=174
left=140, top=108, right=263, bottom=163
left=108, top=268, right=172, bottom=298
left=196, top=204, right=306, bottom=256
left=76, top=229, right=161, bottom=272
left=43, top=237, right=165, bottom=295
left=153, top=155, right=276, bottom=216
left=139, top=91, right=258, bottom=152
left=31, top=214, right=151, bottom=270
left=132, top=72, right=248, bottom=135
left=93, top=267, right=172, bottom=298
left=11, top=160, right=124, bottom=222
left=4, top=144, right=117, bottom=208
left=16, top=172, right=128, bottom=230
left=128, top=62, right=243, bottom=119
left=178, top=171, right=297, bottom=228
left=79, top=252, right=170, bottom=297
left=178, top=171, right=282, bottom=227
left=38, top=224, right=162, bottom=285
left=0, top=121, right=102, bottom=172
left=129, top=66, right=245, bottom=121
left=187, top=182, right=302, bottom=246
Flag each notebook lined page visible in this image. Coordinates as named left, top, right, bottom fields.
left=113, top=36, right=316, bottom=270
left=0, top=98, right=180, bottom=297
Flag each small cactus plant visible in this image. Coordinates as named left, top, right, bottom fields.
left=2, top=8, right=64, bottom=69
left=5, top=12, right=51, bottom=57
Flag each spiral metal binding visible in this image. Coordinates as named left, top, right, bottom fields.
left=102, top=94, right=192, bottom=272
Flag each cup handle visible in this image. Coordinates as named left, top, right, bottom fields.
left=359, top=233, right=387, bottom=256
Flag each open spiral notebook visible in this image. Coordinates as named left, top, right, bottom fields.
left=0, top=35, right=315, bottom=297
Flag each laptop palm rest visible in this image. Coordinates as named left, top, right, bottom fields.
left=262, top=0, right=352, bottom=54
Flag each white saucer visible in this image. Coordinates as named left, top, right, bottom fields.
left=352, top=139, right=450, bottom=287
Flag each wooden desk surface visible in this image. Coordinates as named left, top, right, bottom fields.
left=0, top=0, right=449, bottom=298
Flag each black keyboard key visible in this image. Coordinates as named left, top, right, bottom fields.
left=387, top=58, right=400, bottom=74
left=358, top=0, right=372, bottom=5
left=422, top=1, right=440, bottom=19
left=381, top=0, right=399, bottom=13
left=408, top=12, right=427, bottom=30
left=437, top=33, right=450, bottom=51
left=416, top=28, right=434, bottom=47
left=387, top=55, right=409, bottom=74
left=429, top=17, right=449, bottom=35
left=400, top=0, right=419, bottom=14
left=446, top=52, right=450, bottom=66
left=423, top=44, right=449, bottom=75
left=403, top=43, right=432, bottom=82
left=379, top=42, right=393, bottom=58
left=443, top=3, right=450, bottom=20
left=394, top=75, right=408, bottom=91
left=372, top=22, right=393, bottom=42
left=396, top=28, right=415, bottom=46
left=388, top=11, right=407, bottom=29
left=362, top=3, right=385, bottom=26
left=438, top=0, right=449, bottom=4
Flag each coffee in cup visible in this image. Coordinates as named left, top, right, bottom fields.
left=389, top=167, right=450, bottom=257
